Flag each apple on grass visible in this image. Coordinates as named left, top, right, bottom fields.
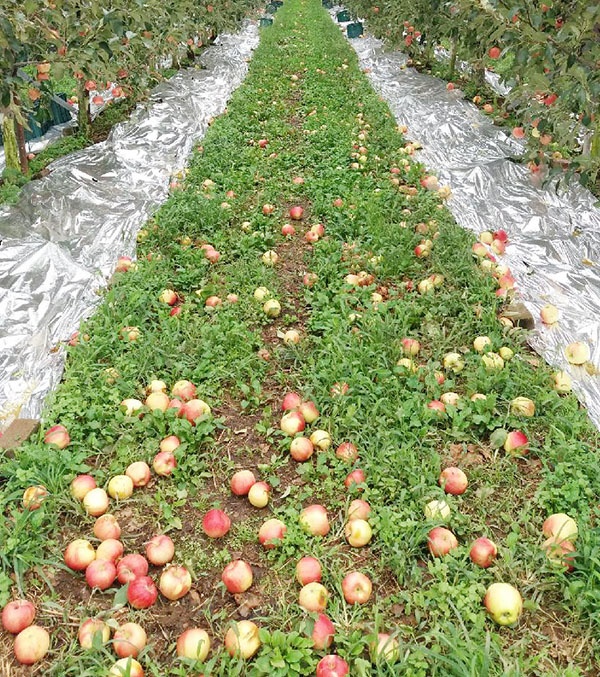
left=114, top=622, right=147, bottom=659
left=126, top=461, right=151, bottom=487
left=177, top=628, right=211, bottom=661
left=153, top=450, right=176, bottom=476
left=299, top=504, right=330, bottom=536
left=316, top=655, right=349, bottom=677
left=85, top=559, right=117, bottom=590
left=469, top=538, right=498, bottom=568
left=146, top=534, right=174, bottom=565
left=248, top=482, right=270, bottom=508
left=281, top=392, right=302, bottom=411
left=336, top=442, right=358, bottom=462
left=342, top=571, right=372, bottom=604
left=145, top=391, right=170, bottom=412
left=439, top=467, right=468, bottom=495
left=371, top=633, right=400, bottom=663
left=312, top=614, right=335, bottom=650
left=159, top=565, right=192, bottom=600
left=542, top=513, right=577, bottom=543
left=44, top=424, right=70, bottom=448
left=159, top=434, right=181, bottom=453
left=171, top=380, right=196, bottom=401
left=22, top=485, right=48, bottom=510
left=345, top=519, right=372, bottom=547
left=107, top=475, right=134, bottom=500
left=225, top=620, right=261, bottom=659
left=202, top=509, right=231, bottom=537
left=299, top=401, right=319, bottom=423
left=70, top=474, right=97, bottom=501
left=424, top=499, right=450, bottom=520
left=258, top=518, right=287, bottom=549
left=64, top=539, right=96, bottom=571
left=14, top=625, right=50, bottom=665
left=280, top=411, right=305, bottom=435
left=2, top=600, right=36, bottom=634
left=299, top=582, right=329, bottom=612
left=427, top=527, right=459, bottom=557
left=78, top=618, right=110, bottom=649
left=82, top=487, right=109, bottom=517
left=483, top=583, right=523, bottom=625
left=290, top=437, right=314, bottom=462
left=296, top=556, right=322, bottom=585
left=109, top=658, right=144, bottom=677
left=310, top=429, right=332, bottom=451
left=348, top=499, right=371, bottom=521
left=222, top=560, right=253, bottom=593
left=230, top=470, right=256, bottom=496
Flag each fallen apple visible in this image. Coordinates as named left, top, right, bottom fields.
left=316, top=654, right=349, bottom=677
left=94, top=514, right=121, bottom=541
left=281, top=411, right=306, bottom=435
left=258, top=518, right=287, bottom=549
left=230, top=470, right=256, bottom=496
left=469, top=537, right=498, bottom=568
left=299, top=504, right=330, bottom=536
left=202, top=509, right=231, bottom=537
left=82, top=487, right=109, bottom=517
left=312, top=613, right=335, bottom=650
left=159, top=565, right=192, bottom=600
left=85, top=559, right=117, bottom=590
left=290, top=437, right=314, bottom=462
left=44, top=424, right=70, bottom=449
left=248, top=481, right=270, bottom=508
left=504, top=430, right=528, bottom=455
left=108, top=658, right=144, bottom=677
left=542, top=513, right=577, bottom=543
left=299, top=582, right=329, bottom=612
left=78, top=617, right=110, bottom=649
left=153, top=450, right=176, bottom=476
left=127, top=576, right=158, bottom=609
left=222, top=559, right=253, bottom=593
left=107, top=475, right=134, bottom=500
left=342, top=571, right=372, bottom=604
left=126, top=461, right=152, bottom=487
left=296, top=556, right=322, bottom=585
left=96, top=539, right=124, bottom=563
left=113, top=622, right=147, bottom=659
left=14, top=625, right=50, bottom=665
left=483, top=582, right=522, bottom=625
left=345, top=519, right=372, bottom=547
left=439, top=467, right=468, bottom=495
left=176, top=627, right=211, bottom=661
left=22, top=485, right=48, bottom=510
left=371, top=633, right=400, bottom=663
left=309, top=429, right=332, bottom=451
left=224, top=620, right=261, bottom=659
left=427, top=527, right=459, bottom=556
left=117, top=554, right=149, bottom=584
left=64, top=539, right=96, bottom=571
left=70, top=474, right=97, bottom=501
left=565, top=341, right=590, bottom=365
left=1, top=599, right=36, bottom=634
left=424, top=499, right=450, bottom=520
left=146, top=534, right=174, bottom=565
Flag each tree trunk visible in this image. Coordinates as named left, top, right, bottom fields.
left=12, top=93, right=28, bottom=174
left=76, top=78, right=92, bottom=139
left=449, top=39, right=458, bottom=80
left=1, top=115, right=21, bottom=173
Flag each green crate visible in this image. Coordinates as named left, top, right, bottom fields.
left=322, top=0, right=333, bottom=7
left=336, top=10, right=351, bottom=22
left=265, top=3, right=278, bottom=13
left=259, top=17, right=273, bottom=26
left=347, top=22, right=363, bottom=38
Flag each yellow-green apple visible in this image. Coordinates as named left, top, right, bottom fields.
left=290, top=437, right=314, bottom=462
left=299, top=582, right=329, bottom=612
left=310, top=430, right=332, bottom=450
left=146, top=379, right=166, bottom=394
left=78, top=618, right=110, bottom=649
left=540, top=304, right=559, bottom=325
left=482, top=352, right=504, bottom=370
left=303, top=272, right=318, bottom=287
left=120, top=398, right=144, bottom=416
left=160, top=565, right=192, bottom=600
left=499, top=347, right=513, bottom=361
left=542, top=513, right=577, bottom=543
left=70, top=474, right=97, bottom=501
left=427, top=527, right=458, bottom=556
left=283, top=330, right=301, bottom=345
left=300, top=504, right=330, bottom=536
left=469, top=537, right=498, bottom=568
left=471, top=393, right=487, bottom=402
left=510, top=397, right=535, bottom=417
left=94, top=514, right=121, bottom=541
left=177, top=627, right=210, bottom=661
left=371, top=633, right=400, bottom=662
left=159, top=289, right=178, bottom=306
left=126, top=461, right=151, bottom=487
left=82, top=487, right=109, bottom=516
left=418, top=278, right=434, bottom=294
left=1, top=600, right=36, bottom=634
left=336, top=442, right=358, bottom=462
left=312, top=614, right=335, bottom=650
left=258, top=518, right=287, bottom=548
left=299, top=401, right=319, bottom=423
left=280, top=411, right=305, bottom=435
left=222, top=560, right=253, bottom=594
left=230, top=470, right=256, bottom=496
left=202, top=509, right=231, bottom=537
left=440, top=392, right=460, bottom=407
left=96, top=539, right=123, bottom=563
left=473, top=336, right=492, bottom=353
left=565, top=341, right=590, bottom=365
left=443, top=352, right=464, bottom=372
left=342, top=571, right=372, bottom=604
left=296, top=556, right=322, bottom=585
left=503, top=430, right=528, bottom=455
left=153, top=450, right=176, bottom=476
left=127, top=576, right=157, bottom=609
left=248, top=482, right=270, bottom=508
left=553, top=371, right=572, bottom=392
left=479, top=231, right=494, bottom=245
left=107, top=475, right=134, bottom=500
left=472, top=242, right=488, bottom=258
left=439, top=467, right=468, bottom=495
left=348, top=499, right=371, bottom=521
left=108, top=658, right=144, bottom=677
left=44, top=424, right=70, bottom=448
left=317, top=655, right=349, bottom=676
left=117, top=554, right=148, bottom=584
left=225, top=620, right=261, bottom=659
left=114, top=622, right=147, bottom=659
left=14, top=625, right=50, bottom=665
left=254, top=287, right=270, bottom=302
left=345, top=519, right=372, bottom=547
left=145, top=391, right=170, bottom=412
left=424, top=499, right=451, bottom=520
left=310, top=223, right=325, bottom=237
left=262, top=250, right=278, bottom=266
left=64, top=539, right=95, bottom=571
left=263, top=299, right=281, bottom=317
left=483, top=583, right=523, bottom=625
left=146, top=535, right=174, bottom=565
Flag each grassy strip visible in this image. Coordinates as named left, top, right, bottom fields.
left=1, top=0, right=600, bottom=674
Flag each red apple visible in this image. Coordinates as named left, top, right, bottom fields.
left=258, top=138, right=269, bottom=148
left=78, top=618, right=110, bottom=649
left=317, top=655, right=349, bottom=677
left=176, top=627, right=211, bottom=661
left=126, top=461, right=151, bottom=487
left=146, top=535, right=174, bottom=565
left=14, top=625, right=50, bottom=665
left=488, top=46, right=501, bottom=59
left=171, top=380, right=196, bottom=401
left=299, top=401, right=319, bottom=423
left=348, top=499, right=371, bottom=521
left=282, top=392, right=302, bottom=411
left=44, top=424, right=70, bottom=449
left=427, top=527, right=459, bottom=556
left=222, top=560, right=253, bottom=593
left=159, top=565, right=192, bottom=600
left=96, top=539, right=124, bottom=563
left=114, top=622, right=147, bottom=659
left=282, top=224, right=296, bottom=236
left=202, top=509, right=231, bottom=538
left=94, top=514, right=121, bottom=541
left=206, top=249, right=221, bottom=264
left=127, top=576, right=158, bottom=609
left=230, top=470, right=256, bottom=496
left=296, top=556, right=322, bottom=585
left=469, top=537, right=498, bottom=568
left=182, top=398, right=211, bottom=424
left=300, top=504, right=330, bottom=536
left=1, top=600, right=36, bottom=634
left=159, top=289, right=178, bottom=306
left=504, top=430, right=528, bottom=455
left=258, top=518, right=287, bottom=548
left=289, top=206, right=304, bottom=220
left=344, top=469, right=366, bottom=491
left=542, top=513, right=578, bottom=544
left=70, top=474, right=97, bottom=501
left=280, top=411, right=305, bottom=435
left=153, top=450, right=176, bottom=476
left=290, top=437, right=314, bottom=462
left=167, top=398, right=185, bottom=416
left=336, top=442, right=358, bottom=462
left=305, top=230, right=319, bottom=243
left=312, top=614, right=335, bottom=650
left=64, top=539, right=96, bottom=571
left=299, top=582, right=328, bottom=612
left=303, top=272, right=318, bottom=287
left=333, top=198, right=344, bottom=207
left=86, top=559, right=117, bottom=590
left=262, top=204, right=275, bottom=215
left=310, top=223, right=325, bottom=237
left=117, top=554, right=149, bottom=584
left=342, top=571, right=372, bottom=604
left=439, top=467, right=468, bottom=495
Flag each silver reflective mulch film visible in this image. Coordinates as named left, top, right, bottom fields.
left=0, top=22, right=260, bottom=427
left=333, top=11, right=600, bottom=427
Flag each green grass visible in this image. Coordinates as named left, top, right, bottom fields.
left=1, top=0, right=599, bottom=674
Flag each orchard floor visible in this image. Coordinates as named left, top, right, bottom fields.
left=1, top=0, right=600, bottom=675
